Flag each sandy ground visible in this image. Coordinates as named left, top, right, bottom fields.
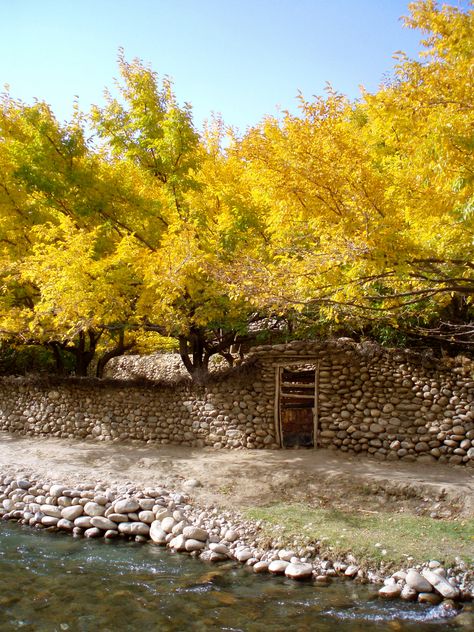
left=1, top=432, right=473, bottom=519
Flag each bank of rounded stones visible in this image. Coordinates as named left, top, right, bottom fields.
left=0, top=339, right=473, bottom=465
left=1, top=473, right=472, bottom=611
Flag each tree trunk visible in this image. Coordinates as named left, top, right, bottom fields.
left=179, top=328, right=209, bottom=383
left=96, top=331, right=134, bottom=378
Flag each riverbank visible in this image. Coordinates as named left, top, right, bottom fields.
left=0, top=433, right=473, bottom=610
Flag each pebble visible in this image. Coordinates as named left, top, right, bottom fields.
left=406, top=569, right=433, bottom=593
left=421, top=568, right=460, bottom=599
left=114, top=499, right=140, bottom=514
left=285, top=563, right=313, bottom=580
left=268, top=560, right=290, bottom=575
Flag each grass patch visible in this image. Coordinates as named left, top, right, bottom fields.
left=245, top=503, right=474, bottom=567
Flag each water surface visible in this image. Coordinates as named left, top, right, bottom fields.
left=0, top=523, right=465, bottom=631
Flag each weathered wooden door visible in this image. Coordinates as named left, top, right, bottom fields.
left=279, top=367, right=317, bottom=448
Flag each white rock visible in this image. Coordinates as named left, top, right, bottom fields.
left=84, top=502, right=106, bottom=517
left=161, top=517, right=176, bottom=533
left=41, top=515, right=59, bottom=527
left=235, top=548, right=254, bottom=562
left=56, top=518, right=74, bottom=531
left=285, top=563, right=313, bottom=580
left=74, top=516, right=93, bottom=529
left=138, top=510, right=155, bottom=524
left=49, top=485, right=65, bottom=497
left=344, top=565, right=359, bottom=577
left=421, top=569, right=460, bottom=599
left=106, top=513, right=129, bottom=523
left=118, top=522, right=150, bottom=536
left=84, top=527, right=102, bottom=538
left=209, top=543, right=230, bottom=557
left=278, top=549, right=295, bottom=562
left=406, top=569, right=432, bottom=593
left=39, top=504, right=62, bottom=519
left=114, top=499, right=140, bottom=514
left=182, top=526, right=208, bottom=542
left=90, top=516, right=118, bottom=531
left=268, top=560, right=290, bottom=575
left=379, top=584, right=402, bottom=598
left=169, top=534, right=187, bottom=551
left=149, top=521, right=168, bottom=544
left=224, top=529, right=239, bottom=542
left=185, top=539, right=206, bottom=552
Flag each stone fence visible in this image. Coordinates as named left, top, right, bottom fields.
left=0, top=340, right=473, bottom=466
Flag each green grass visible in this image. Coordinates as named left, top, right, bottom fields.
left=245, top=503, right=474, bottom=567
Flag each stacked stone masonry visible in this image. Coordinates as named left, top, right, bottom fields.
left=0, top=340, right=473, bottom=466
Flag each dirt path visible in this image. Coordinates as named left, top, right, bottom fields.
left=1, top=432, right=473, bottom=518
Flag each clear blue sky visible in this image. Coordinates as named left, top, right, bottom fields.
left=1, top=0, right=430, bottom=132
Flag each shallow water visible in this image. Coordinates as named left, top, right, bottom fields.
left=0, top=523, right=465, bottom=631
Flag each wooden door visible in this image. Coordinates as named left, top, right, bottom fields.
left=279, top=368, right=316, bottom=448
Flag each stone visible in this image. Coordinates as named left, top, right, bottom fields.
left=49, top=485, right=65, bottom=497
left=84, top=502, right=106, bottom=517
left=224, top=529, right=239, bottom=542
left=114, top=499, right=140, bottom=514
left=41, top=515, right=59, bottom=527
left=118, top=522, right=150, bottom=537
left=253, top=561, right=269, bottom=573
left=39, top=504, right=62, bottom=519
left=379, top=584, right=402, bottom=598
left=106, top=513, right=129, bottom=523
left=406, top=569, right=432, bottom=593
left=138, top=510, right=155, bottom=524
left=418, top=592, right=442, bottom=605
left=234, top=548, right=254, bottom=562
left=185, top=539, right=206, bottom=552
left=149, top=521, right=168, bottom=544
left=278, top=549, right=295, bottom=562
left=74, top=516, right=93, bottom=529
left=284, top=563, right=313, bottom=580
left=401, top=586, right=418, bottom=601
left=84, top=527, right=102, bottom=538
left=344, top=565, right=359, bottom=577
left=90, top=516, right=118, bottom=531
left=169, top=534, right=187, bottom=551
left=421, top=569, right=460, bottom=599
left=182, top=526, right=208, bottom=542
left=161, top=517, right=176, bottom=533
left=268, top=560, right=290, bottom=575
left=209, top=543, right=230, bottom=557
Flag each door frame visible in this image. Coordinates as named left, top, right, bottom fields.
left=274, top=360, right=320, bottom=448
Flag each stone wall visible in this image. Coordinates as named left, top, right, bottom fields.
left=0, top=339, right=473, bottom=466
left=0, top=370, right=278, bottom=450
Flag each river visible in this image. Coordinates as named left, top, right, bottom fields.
left=0, top=523, right=465, bottom=631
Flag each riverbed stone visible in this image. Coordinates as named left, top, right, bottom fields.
left=406, top=569, right=433, bottom=593
left=169, top=534, right=187, bottom=551
left=74, top=516, right=93, bottom=529
left=285, top=563, right=313, bottom=580
left=182, top=526, right=208, bottom=542
left=418, top=592, right=443, bottom=605
left=161, top=517, right=176, bottom=533
left=40, top=505, right=62, bottom=519
left=379, top=584, right=402, bottom=598
left=235, top=548, right=254, bottom=562
left=268, top=560, right=290, bottom=575
left=401, top=585, right=418, bottom=601
left=149, top=521, right=168, bottom=544
left=84, top=502, right=106, bottom=517
left=185, top=538, right=206, bottom=552
left=421, top=569, right=460, bottom=599
left=91, top=516, right=118, bottom=531
left=118, top=521, right=150, bottom=536
left=114, top=499, right=140, bottom=514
